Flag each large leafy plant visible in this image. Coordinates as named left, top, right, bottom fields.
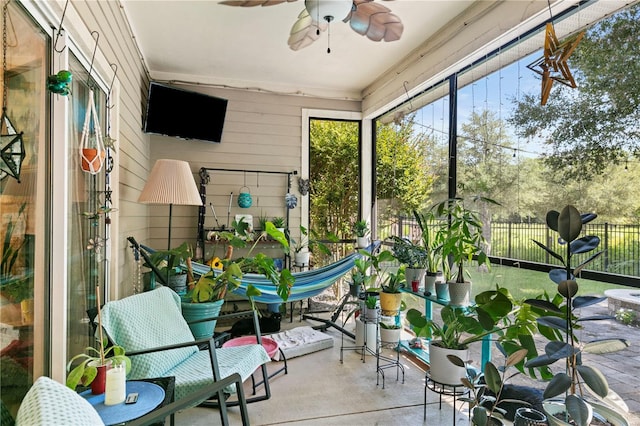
left=413, top=209, right=444, bottom=273
left=389, top=236, right=428, bottom=269
left=146, top=241, right=193, bottom=282
left=450, top=348, right=530, bottom=426
left=434, top=197, right=497, bottom=283
left=189, top=221, right=294, bottom=309
left=523, top=205, right=629, bottom=426
left=406, top=286, right=515, bottom=350
left=381, top=265, right=406, bottom=293
left=291, top=225, right=335, bottom=255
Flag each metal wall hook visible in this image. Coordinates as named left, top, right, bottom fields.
left=403, top=81, right=413, bottom=111
left=53, top=0, right=70, bottom=53
left=86, top=30, right=100, bottom=86
left=107, top=63, right=118, bottom=109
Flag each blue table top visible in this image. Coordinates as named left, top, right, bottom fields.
left=80, top=381, right=165, bottom=425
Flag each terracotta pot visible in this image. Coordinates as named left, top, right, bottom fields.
left=81, top=148, right=105, bottom=174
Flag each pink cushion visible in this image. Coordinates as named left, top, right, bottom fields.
left=223, top=336, right=279, bottom=359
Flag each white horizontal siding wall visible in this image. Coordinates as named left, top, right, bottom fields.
left=147, top=84, right=360, bottom=258
left=66, top=1, right=151, bottom=298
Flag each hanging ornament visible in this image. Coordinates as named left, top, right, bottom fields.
left=285, top=192, right=298, bottom=209
left=0, top=108, right=24, bottom=181
left=80, top=90, right=106, bottom=174
left=0, top=0, right=25, bottom=182
left=298, top=177, right=310, bottom=196
left=46, top=69, right=72, bottom=95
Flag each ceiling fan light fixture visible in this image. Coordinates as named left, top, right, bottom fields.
left=304, top=0, right=352, bottom=23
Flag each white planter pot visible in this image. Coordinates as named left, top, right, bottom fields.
left=543, top=399, right=629, bottom=426
left=448, top=280, right=471, bottom=306
left=355, top=318, right=377, bottom=353
left=379, top=327, right=401, bottom=343
left=428, top=341, right=468, bottom=386
left=424, top=272, right=437, bottom=296
left=294, top=250, right=310, bottom=267
left=356, top=236, right=369, bottom=249
left=364, top=306, right=379, bottom=322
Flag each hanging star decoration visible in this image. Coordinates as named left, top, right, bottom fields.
left=527, top=22, right=585, bottom=105
left=0, top=107, right=25, bottom=182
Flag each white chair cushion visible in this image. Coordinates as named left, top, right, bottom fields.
left=15, top=376, right=104, bottom=426
left=100, top=287, right=197, bottom=379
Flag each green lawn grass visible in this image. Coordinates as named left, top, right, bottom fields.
left=467, top=264, right=630, bottom=300
left=400, top=263, right=631, bottom=314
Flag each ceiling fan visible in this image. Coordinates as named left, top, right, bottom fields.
left=219, top=0, right=404, bottom=52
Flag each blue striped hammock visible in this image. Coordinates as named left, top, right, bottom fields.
left=138, top=241, right=381, bottom=304
left=186, top=242, right=380, bottom=304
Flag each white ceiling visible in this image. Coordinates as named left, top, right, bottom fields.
left=120, top=0, right=477, bottom=100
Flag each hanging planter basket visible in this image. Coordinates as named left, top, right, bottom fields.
left=80, top=90, right=106, bottom=174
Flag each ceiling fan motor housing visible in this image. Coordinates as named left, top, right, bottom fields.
left=305, top=0, right=353, bottom=23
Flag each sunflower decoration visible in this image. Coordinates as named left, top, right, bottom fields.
left=209, top=257, right=223, bottom=270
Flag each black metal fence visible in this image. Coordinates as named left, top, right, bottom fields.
left=384, top=217, right=640, bottom=278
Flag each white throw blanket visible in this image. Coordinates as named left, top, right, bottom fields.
left=268, top=326, right=334, bottom=361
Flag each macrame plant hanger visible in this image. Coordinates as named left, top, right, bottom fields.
left=79, top=31, right=105, bottom=175
left=0, top=0, right=25, bottom=182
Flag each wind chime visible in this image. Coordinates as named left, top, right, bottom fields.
left=526, top=1, right=585, bottom=105
left=0, top=0, right=25, bottom=182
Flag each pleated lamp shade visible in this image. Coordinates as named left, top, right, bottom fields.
left=138, top=159, right=202, bottom=206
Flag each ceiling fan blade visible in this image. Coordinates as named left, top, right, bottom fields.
left=348, top=0, right=403, bottom=42
left=219, top=0, right=297, bottom=6
left=288, top=9, right=327, bottom=51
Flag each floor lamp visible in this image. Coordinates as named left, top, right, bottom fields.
left=138, top=159, right=202, bottom=251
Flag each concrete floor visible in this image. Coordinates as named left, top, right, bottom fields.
left=174, top=300, right=640, bottom=426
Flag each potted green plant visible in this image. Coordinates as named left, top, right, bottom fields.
left=353, top=220, right=370, bottom=248
left=66, top=289, right=131, bottom=394
left=406, top=286, right=515, bottom=386
left=145, top=241, right=193, bottom=294
left=379, top=265, right=406, bottom=314
left=272, top=216, right=286, bottom=233
left=389, top=236, right=427, bottom=292
left=182, top=220, right=294, bottom=339
left=449, top=348, right=537, bottom=426
left=433, top=197, right=497, bottom=306
left=291, top=225, right=333, bottom=267
left=348, top=257, right=373, bottom=297
left=523, top=205, right=630, bottom=426
left=257, top=212, right=269, bottom=231
left=413, top=209, right=445, bottom=295
left=358, top=248, right=396, bottom=290
left=379, top=321, right=403, bottom=344
left=364, top=294, right=378, bottom=322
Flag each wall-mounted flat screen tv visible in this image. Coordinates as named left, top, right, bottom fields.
left=143, top=82, right=228, bottom=143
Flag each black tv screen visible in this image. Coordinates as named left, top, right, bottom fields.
left=143, top=82, right=228, bottom=143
